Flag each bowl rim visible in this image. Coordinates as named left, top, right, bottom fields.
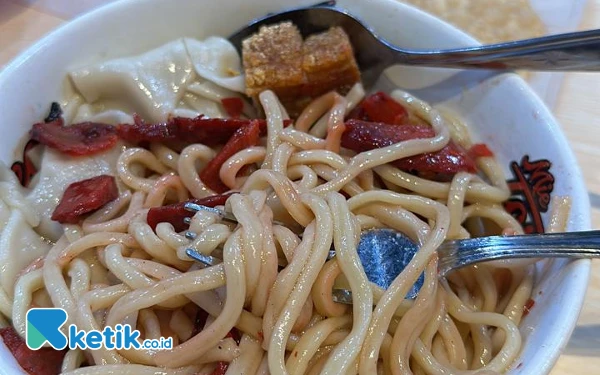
left=0, top=0, right=592, bottom=374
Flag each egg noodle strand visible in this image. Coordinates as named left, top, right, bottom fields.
left=0, top=86, right=570, bottom=375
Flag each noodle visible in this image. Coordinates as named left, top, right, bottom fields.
left=0, top=34, right=572, bottom=375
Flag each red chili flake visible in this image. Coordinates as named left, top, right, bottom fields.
left=341, top=119, right=476, bottom=175
left=349, top=92, right=408, bottom=125
left=237, top=164, right=254, bottom=178
left=44, top=102, right=63, bottom=123
left=221, top=97, right=244, bottom=118
left=117, top=115, right=291, bottom=147
left=224, top=328, right=241, bottom=345
left=469, top=143, right=495, bottom=158
left=346, top=101, right=368, bottom=121
left=116, top=114, right=178, bottom=143
left=523, top=298, right=535, bottom=317
left=189, top=311, right=237, bottom=375
left=30, top=118, right=118, bottom=156
left=202, top=329, right=241, bottom=375
left=191, top=308, right=210, bottom=337
left=199, top=120, right=261, bottom=193
left=0, top=326, right=66, bottom=375
left=340, top=190, right=352, bottom=200
left=257, top=330, right=264, bottom=342
left=210, top=361, right=229, bottom=375
left=146, top=193, right=234, bottom=232
left=11, top=139, right=39, bottom=187
left=51, top=175, right=119, bottom=224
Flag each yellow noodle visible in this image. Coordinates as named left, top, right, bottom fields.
left=0, top=79, right=567, bottom=375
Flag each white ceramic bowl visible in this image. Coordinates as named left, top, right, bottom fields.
left=0, top=0, right=591, bottom=374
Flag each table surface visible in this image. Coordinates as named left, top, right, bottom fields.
left=1, top=0, right=599, bottom=373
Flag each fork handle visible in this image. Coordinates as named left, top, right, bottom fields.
left=438, top=230, right=600, bottom=276
left=394, top=29, right=600, bottom=71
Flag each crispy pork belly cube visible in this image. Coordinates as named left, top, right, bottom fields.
left=242, top=23, right=361, bottom=116
left=301, top=27, right=361, bottom=97
left=242, top=22, right=304, bottom=99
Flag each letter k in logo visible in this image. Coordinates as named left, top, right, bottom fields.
left=26, top=308, right=68, bottom=350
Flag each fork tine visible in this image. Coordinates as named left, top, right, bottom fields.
left=187, top=246, right=289, bottom=269
left=183, top=201, right=340, bottom=287
left=327, top=249, right=336, bottom=260
left=184, top=202, right=225, bottom=217
left=185, top=248, right=222, bottom=266
left=185, top=239, right=346, bottom=301
left=184, top=202, right=240, bottom=224
left=186, top=247, right=335, bottom=269
left=184, top=202, right=299, bottom=228
left=331, top=289, right=352, bottom=305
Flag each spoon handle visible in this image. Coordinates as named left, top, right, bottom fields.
left=438, top=230, right=600, bottom=276
left=394, top=29, right=600, bottom=71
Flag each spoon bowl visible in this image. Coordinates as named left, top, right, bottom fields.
left=183, top=203, right=600, bottom=304
left=228, top=2, right=600, bottom=89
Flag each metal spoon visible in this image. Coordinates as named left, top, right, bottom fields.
left=183, top=203, right=600, bottom=304
left=228, top=2, right=600, bottom=88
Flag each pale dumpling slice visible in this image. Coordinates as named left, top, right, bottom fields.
left=0, top=162, right=39, bottom=229
left=0, top=210, right=51, bottom=298
left=0, top=164, right=49, bottom=298
left=184, top=37, right=245, bottom=93
left=70, top=39, right=195, bottom=122
left=188, top=81, right=256, bottom=118
left=181, top=92, right=225, bottom=118
left=25, top=145, right=123, bottom=242
left=0, top=200, right=10, bottom=231
left=72, top=104, right=135, bottom=125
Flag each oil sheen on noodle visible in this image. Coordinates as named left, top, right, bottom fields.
left=0, top=35, right=570, bottom=375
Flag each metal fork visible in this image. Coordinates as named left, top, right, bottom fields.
left=182, top=203, right=600, bottom=304
left=228, top=2, right=600, bottom=88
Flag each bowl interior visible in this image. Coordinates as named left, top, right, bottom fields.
left=0, top=0, right=590, bottom=373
